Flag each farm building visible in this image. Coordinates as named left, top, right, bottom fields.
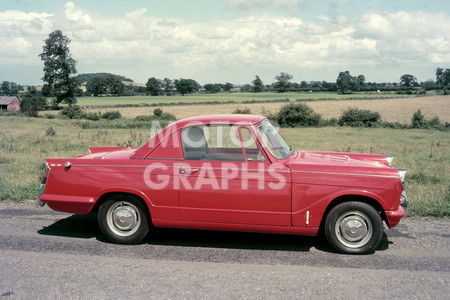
left=0, top=96, right=21, bottom=111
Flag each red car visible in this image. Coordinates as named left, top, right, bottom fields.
left=38, top=114, right=408, bottom=254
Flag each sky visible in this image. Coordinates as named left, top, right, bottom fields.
left=1, top=0, right=450, bottom=85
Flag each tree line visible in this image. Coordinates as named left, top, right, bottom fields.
left=2, top=29, right=450, bottom=115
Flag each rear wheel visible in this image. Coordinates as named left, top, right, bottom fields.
left=324, top=201, right=383, bottom=254
left=98, top=195, right=149, bottom=244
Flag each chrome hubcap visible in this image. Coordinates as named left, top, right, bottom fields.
left=107, top=202, right=141, bottom=237
left=335, top=211, right=372, bottom=248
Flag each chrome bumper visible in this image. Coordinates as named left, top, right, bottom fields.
left=400, top=191, right=409, bottom=217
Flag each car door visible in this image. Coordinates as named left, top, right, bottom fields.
left=178, top=124, right=291, bottom=226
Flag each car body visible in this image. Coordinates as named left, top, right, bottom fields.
left=38, top=114, right=408, bottom=254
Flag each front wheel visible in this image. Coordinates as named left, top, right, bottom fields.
left=98, top=195, right=149, bottom=244
left=324, top=202, right=383, bottom=254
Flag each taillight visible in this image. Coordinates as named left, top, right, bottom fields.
left=41, top=168, right=50, bottom=184
left=39, top=162, right=51, bottom=199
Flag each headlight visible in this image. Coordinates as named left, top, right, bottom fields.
left=386, top=155, right=394, bottom=167
left=397, top=168, right=407, bottom=185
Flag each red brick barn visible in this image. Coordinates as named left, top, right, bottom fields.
left=0, top=96, right=21, bottom=111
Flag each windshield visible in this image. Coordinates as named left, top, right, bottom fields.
left=257, top=121, right=294, bottom=159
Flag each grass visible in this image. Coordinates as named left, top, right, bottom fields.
left=1, top=115, right=448, bottom=217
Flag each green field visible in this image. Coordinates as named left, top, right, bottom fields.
left=76, top=92, right=413, bottom=107
left=1, top=116, right=448, bottom=217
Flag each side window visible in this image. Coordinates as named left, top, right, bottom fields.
left=239, top=127, right=265, bottom=161
left=181, top=126, right=209, bottom=160
left=181, top=125, right=244, bottom=161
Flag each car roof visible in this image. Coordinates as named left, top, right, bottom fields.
left=172, top=114, right=267, bottom=128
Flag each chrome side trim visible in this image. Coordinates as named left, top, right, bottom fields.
left=291, top=170, right=399, bottom=178
left=74, top=164, right=290, bottom=173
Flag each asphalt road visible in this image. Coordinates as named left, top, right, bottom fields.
left=0, top=201, right=449, bottom=299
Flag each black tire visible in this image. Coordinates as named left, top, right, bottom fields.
left=98, top=194, right=150, bottom=244
left=324, top=201, right=383, bottom=254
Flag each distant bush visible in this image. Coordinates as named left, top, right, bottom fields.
left=153, top=108, right=163, bottom=117
left=135, top=109, right=176, bottom=122
left=320, top=118, right=338, bottom=127
left=382, top=121, right=409, bottom=129
left=45, top=127, right=56, bottom=136
left=338, top=108, right=381, bottom=127
left=135, top=115, right=153, bottom=122
left=275, top=103, right=321, bottom=127
left=102, top=111, right=122, bottom=120
left=158, top=112, right=176, bottom=120
left=85, top=112, right=100, bottom=121
left=411, top=109, right=443, bottom=129
left=60, top=106, right=85, bottom=119
left=43, top=113, right=55, bottom=119
left=232, top=107, right=252, bottom=114
left=19, top=86, right=48, bottom=117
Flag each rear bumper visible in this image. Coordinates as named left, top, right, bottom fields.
left=37, top=198, right=45, bottom=207
left=39, top=194, right=95, bottom=214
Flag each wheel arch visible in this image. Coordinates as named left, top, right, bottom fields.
left=319, top=194, right=387, bottom=233
left=92, top=192, right=153, bottom=225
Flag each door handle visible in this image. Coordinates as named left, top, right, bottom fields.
left=180, top=168, right=199, bottom=174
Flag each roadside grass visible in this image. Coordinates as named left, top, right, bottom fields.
left=1, top=116, right=448, bottom=217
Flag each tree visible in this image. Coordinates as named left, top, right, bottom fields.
left=146, top=77, right=162, bottom=96
left=223, top=82, right=233, bottom=91
left=436, top=68, right=444, bottom=86
left=20, top=86, right=47, bottom=117
left=1, top=81, right=10, bottom=95
left=399, top=74, right=418, bottom=88
left=41, top=84, right=52, bottom=97
left=273, top=72, right=293, bottom=93
left=86, top=75, right=124, bottom=96
left=436, top=68, right=450, bottom=88
left=357, top=75, right=366, bottom=89
left=336, top=71, right=356, bottom=93
left=240, top=84, right=253, bottom=92
left=86, top=76, right=107, bottom=96
left=252, top=76, right=264, bottom=92
left=174, top=79, right=200, bottom=95
left=75, top=73, right=133, bottom=85
left=0, top=81, right=21, bottom=95
left=162, top=78, right=174, bottom=95
left=422, top=80, right=436, bottom=91
left=204, top=83, right=223, bottom=93
left=106, top=75, right=124, bottom=96
left=39, top=30, right=77, bottom=105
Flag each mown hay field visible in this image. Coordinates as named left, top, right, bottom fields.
left=76, top=92, right=411, bottom=106
left=83, top=96, right=450, bottom=124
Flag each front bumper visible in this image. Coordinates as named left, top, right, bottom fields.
left=400, top=191, right=409, bottom=217
left=385, top=191, right=409, bottom=228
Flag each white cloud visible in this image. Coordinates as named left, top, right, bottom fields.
left=0, top=1, right=449, bottom=84
left=0, top=10, right=53, bottom=37
left=225, top=0, right=303, bottom=11
left=0, top=10, right=53, bottom=65
left=354, top=11, right=450, bottom=67
left=64, top=1, right=92, bottom=28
